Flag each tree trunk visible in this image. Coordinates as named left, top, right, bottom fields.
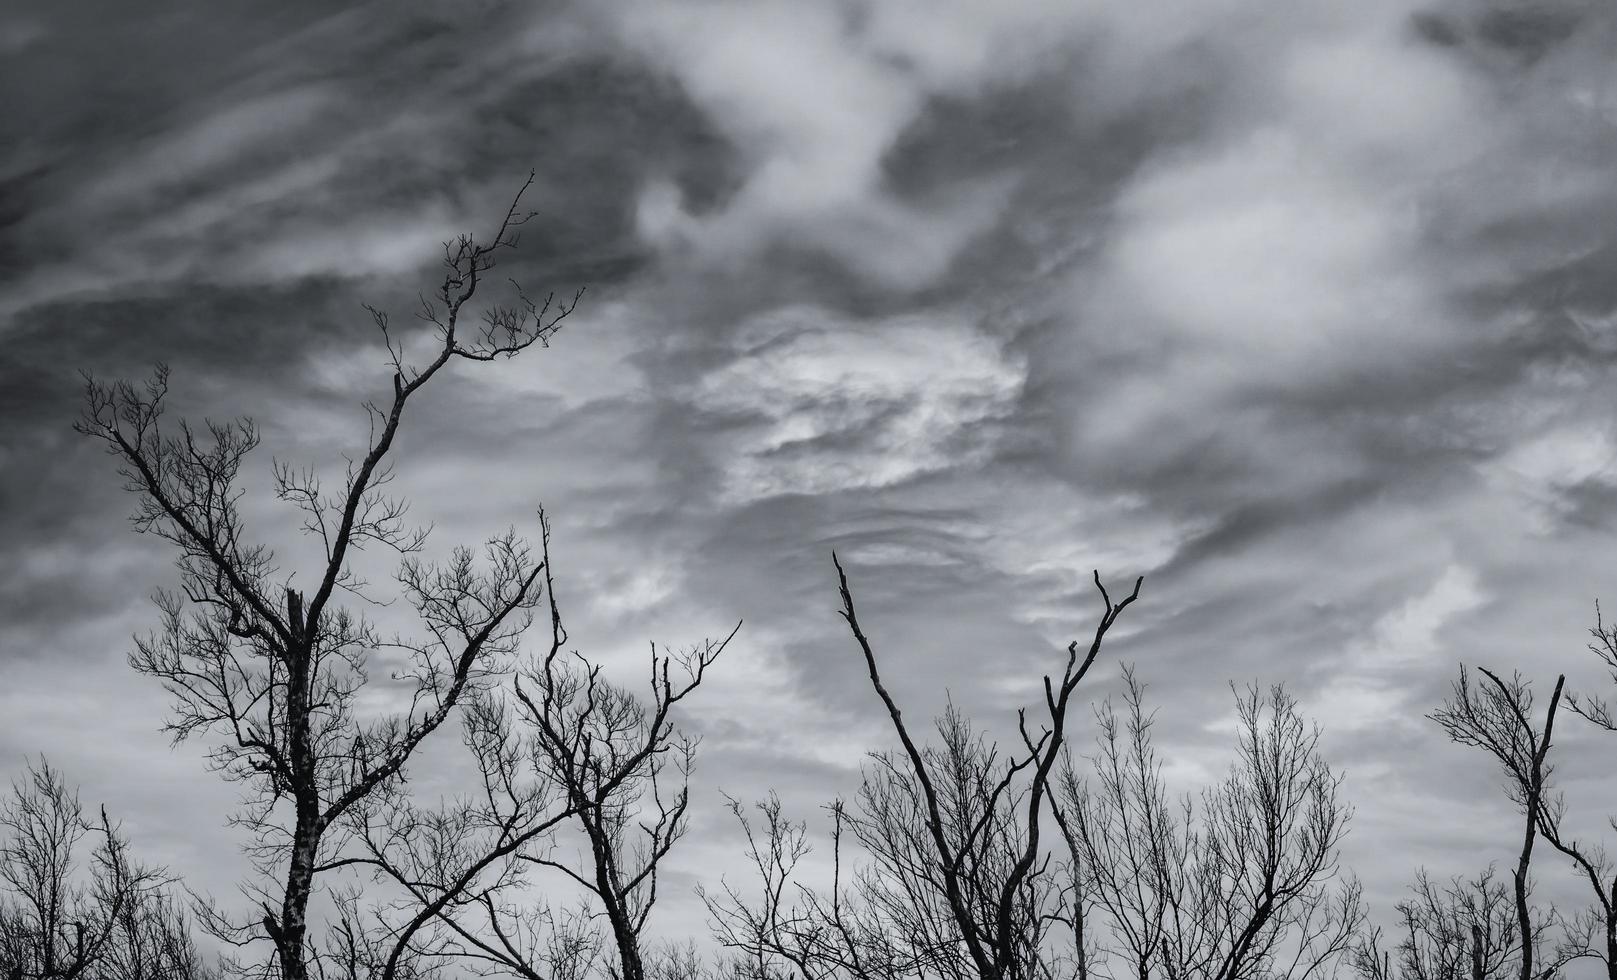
left=1605, top=910, right=1616, bottom=980
left=275, top=589, right=318, bottom=980
left=273, top=814, right=320, bottom=980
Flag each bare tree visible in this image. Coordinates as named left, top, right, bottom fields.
left=843, top=706, right=1063, bottom=980
left=332, top=519, right=734, bottom=980
left=1431, top=667, right=1565, bottom=980
left=75, top=175, right=580, bottom=980
left=1352, top=867, right=1550, bottom=980
left=1530, top=605, right=1617, bottom=980
left=1058, top=673, right=1361, bottom=980
left=704, top=710, right=1062, bottom=980
left=1053, top=669, right=1179, bottom=980
left=705, top=560, right=1141, bottom=980
left=508, top=556, right=733, bottom=980
left=318, top=685, right=584, bottom=980
left=0, top=758, right=212, bottom=980
left=95, top=885, right=217, bottom=980
left=700, top=793, right=817, bottom=980
left=834, top=560, right=1140, bottom=980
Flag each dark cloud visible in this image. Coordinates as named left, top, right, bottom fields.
left=8, top=0, right=1617, bottom=955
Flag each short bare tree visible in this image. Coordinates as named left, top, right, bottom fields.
left=1057, top=672, right=1361, bottom=980
left=508, top=563, right=733, bottom=980
left=705, top=709, right=1068, bottom=980
left=1352, top=866, right=1552, bottom=980
left=704, top=560, right=1142, bottom=980
left=331, top=519, right=734, bottom=980
left=75, top=174, right=580, bottom=980
left=96, top=885, right=216, bottom=980
left=0, top=758, right=211, bottom=980
left=1053, top=668, right=1179, bottom=980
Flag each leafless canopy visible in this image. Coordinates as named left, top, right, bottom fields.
left=1057, top=672, right=1361, bottom=980
left=0, top=759, right=211, bottom=980
left=1528, top=604, right=1617, bottom=980
left=322, top=518, right=736, bottom=980
left=74, top=174, right=579, bottom=980
left=1431, top=666, right=1565, bottom=980
left=1353, top=866, right=1552, bottom=980
left=704, top=560, right=1142, bottom=980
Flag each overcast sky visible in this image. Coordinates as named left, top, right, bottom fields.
left=5, top=0, right=1617, bottom=955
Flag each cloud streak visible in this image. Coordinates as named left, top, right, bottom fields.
left=5, top=0, right=1617, bottom=952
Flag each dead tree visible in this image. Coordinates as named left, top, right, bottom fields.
left=1529, top=605, right=1617, bottom=980
left=94, top=885, right=217, bottom=980
left=704, top=710, right=1064, bottom=980
left=848, top=708, right=1060, bottom=980
left=331, top=519, right=733, bottom=980
left=75, top=174, right=580, bottom=980
left=320, top=684, right=584, bottom=980
left=1057, top=673, right=1361, bottom=980
left=509, top=556, right=733, bottom=980
left=700, top=794, right=820, bottom=980
left=705, top=559, right=1140, bottom=980
left=1431, top=667, right=1565, bottom=980
left=833, top=559, right=1140, bottom=980
left=1352, top=867, right=1548, bottom=980
left=1053, top=668, right=1179, bottom=980
left=0, top=758, right=208, bottom=980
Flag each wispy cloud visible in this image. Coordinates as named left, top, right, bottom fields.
left=5, top=0, right=1617, bottom=951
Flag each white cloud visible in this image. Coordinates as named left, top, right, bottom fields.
left=1492, top=424, right=1617, bottom=494
left=688, top=306, right=1024, bottom=503
left=81, top=84, right=339, bottom=205
left=1311, top=564, right=1486, bottom=733
left=1100, top=127, right=1444, bottom=380
left=229, top=209, right=458, bottom=283
left=612, top=0, right=1065, bottom=287
left=1485, top=423, right=1617, bottom=531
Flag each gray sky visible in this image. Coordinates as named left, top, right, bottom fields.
left=4, top=0, right=1617, bottom=954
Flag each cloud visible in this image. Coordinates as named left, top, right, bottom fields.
left=9, top=0, right=1617, bottom=959
left=81, top=85, right=340, bottom=205
left=609, top=0, right=1081, bottom=288
left=1486, top=423, right=1617, bottom=531
left=684, top=305, right=1024, bottom=503
left=1051, top=8, right=1503, bottom=493
left=1309, top=564, right=1487, bottom=737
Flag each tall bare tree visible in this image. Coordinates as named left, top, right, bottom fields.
left=0, top=758, right=212, bottom=980
left=1057, top=672, right=1361, bottom=980
left=1431, top=667, right=1565, bottom=980
left=1531, top=605, right=1617, bottom=980
left=75, top=175, right=580, bottom=980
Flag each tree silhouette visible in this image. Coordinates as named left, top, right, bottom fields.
left=331, top=518, right=735, bottom=980
left=1353, top=866, right=1554, bottom=980
left=705, top=561, right=1141, bottom=980
left=1432, top=666, right=1565, bottom=980
left=0, top=759, right=211, bottom=980
left=1530, top=604, right=1617, bottom=980
left=75, top=175, right=579, bottom=980
left=1056, top=671, right=1361, bottom=980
